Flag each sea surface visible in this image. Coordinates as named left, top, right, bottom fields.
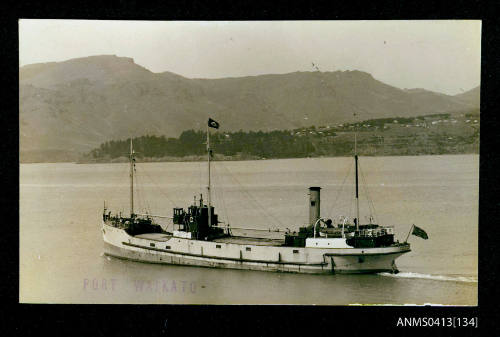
left=20, top=155, right=478, bottom=305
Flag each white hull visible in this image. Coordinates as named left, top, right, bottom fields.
left=102, top=222, right=410, bottom=274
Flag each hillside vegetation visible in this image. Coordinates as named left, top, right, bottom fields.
left=81, top=111, right=480, bottom=163
left=20, top=55, right=479, bottom=163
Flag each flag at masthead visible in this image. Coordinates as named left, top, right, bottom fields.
left=208, top=118, right=220, bottom=129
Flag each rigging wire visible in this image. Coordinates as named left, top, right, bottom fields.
left=211, top=162, right=231, bottom=226
left=326, top=159, right=353, bottom=220
left=104, top=161, right=125, bottom=213
left=135, top=163, right=175, bottom=231
left=113, top=160, right=132, bottom=213
left=217, top=161, right=284, bottom=227
left=199, top=160, right=203, bottom=198
left=186, top=160, right=203, bottom=197
left=139, top=164, right=177, bottom=207
left=346, top=171, right=355, bottom=223
left=358, top=160, right=378, bottom=223
left=290, top=191, right=308, bottom=227
left=133, top=163, right=142, bottom=212
left=134, top=165, right=152, bottom=215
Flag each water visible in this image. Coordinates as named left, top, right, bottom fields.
left=19, top=155, right=478, bottom=305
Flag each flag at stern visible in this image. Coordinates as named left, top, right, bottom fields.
left=411, top=225, right=429, bottom=240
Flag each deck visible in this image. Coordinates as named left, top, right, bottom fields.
left=212, top=236, right=285, bottom=247
left=133, top=233, right=285, bottom=246
left=134, top=233, right=172, bottom=242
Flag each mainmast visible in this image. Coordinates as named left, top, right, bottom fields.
left=206, top=123, right=212, bottom=228
left=355, top=133, right=360, bottom=231
left=206, top=118, right=220, bottom=227
left=130, top=138, right=134, bottom=217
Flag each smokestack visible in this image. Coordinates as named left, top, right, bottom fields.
left=309, top=187, right=321, bottom=225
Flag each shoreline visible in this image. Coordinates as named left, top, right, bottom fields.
left=20, top=151, right=480, bottom=165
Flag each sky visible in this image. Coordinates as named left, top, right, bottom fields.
left=19, top=20, right=481, bottom=95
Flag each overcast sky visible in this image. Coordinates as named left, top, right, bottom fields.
left=19, top=20, right=481, bottom=95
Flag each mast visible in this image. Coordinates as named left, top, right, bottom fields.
left=207, top=124, right=212, bottom=227
left=129, top=138, right=134, bottom=217
left=355, top=133, right=360, bottom=231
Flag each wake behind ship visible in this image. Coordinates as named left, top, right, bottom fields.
left=102, top=118, right=422, bottom=274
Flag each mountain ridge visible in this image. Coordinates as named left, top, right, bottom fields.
left=454, top=86, right=480, bottom=107
left=19, top=55, right=479, bottom=161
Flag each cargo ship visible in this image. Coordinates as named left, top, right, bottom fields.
left=102, top=119, right=412, bottom=274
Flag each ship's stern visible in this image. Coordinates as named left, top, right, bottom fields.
left=325, top=243, right=411, bottom=274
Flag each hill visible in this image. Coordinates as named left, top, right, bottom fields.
left=454, top=86, right=480, bottom=107
left=81, top=112, right=480, bottom=164
left=19, top=55, right=479, bottom=162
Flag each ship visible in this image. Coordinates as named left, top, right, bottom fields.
left=102, top=119, right=413, bottom=274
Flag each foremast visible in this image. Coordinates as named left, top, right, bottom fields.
left=129, top=138, right=135, bottom=218
left=206, top=123, right=212, bottom=228
left=354, top=133, right=360, bottom=231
